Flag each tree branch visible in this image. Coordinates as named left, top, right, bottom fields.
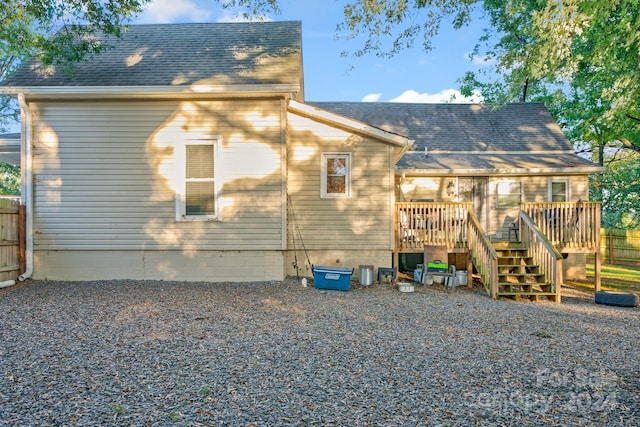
left=626, top=113, right=640, bottom=123
left=620, top=137, right=640, bottom=154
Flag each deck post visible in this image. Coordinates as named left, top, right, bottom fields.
left=466, top=252, right=473, bottom=288
left=594, top=251, right=601, bottom=292
left=490, top=258, right=498, bottom=299
left=393, top=251, right=399, bottom=276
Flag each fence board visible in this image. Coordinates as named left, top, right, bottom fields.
left=587, top=228, right=640, bottom=266
left=0, top=198, right=21, bottom=281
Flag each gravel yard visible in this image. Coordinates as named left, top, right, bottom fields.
left=0, top=279, right=638, bottom=426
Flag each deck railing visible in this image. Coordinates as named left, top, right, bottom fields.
left=519, top=211, right=564, bottom=301
left=467, top=209, right=498, bottom=298
left=521, top=202, right=601, bottom=251
left=395, top=202, right=471, bottom=251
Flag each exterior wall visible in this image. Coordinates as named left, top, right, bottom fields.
left=30, top=98, right=288, bottom=281
left=397, top=176, right=458, bottom=203
left=284, top=249, right=392, bottom=280
left=34, top=250, right=284, bottom=281
left=286, top=112, right=396, bottom=272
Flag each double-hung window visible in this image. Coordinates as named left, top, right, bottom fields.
left=549, top=179, right=569, bottom=202
left=321, top=152, right=351, bottom=198
left=496, top=179, right=522, bottom=208
left=176, top=140, right=220, bottom=220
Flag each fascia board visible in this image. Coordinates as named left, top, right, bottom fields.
left=396, top=166, right=605, bottom=176
left=0, top=84, right=300, bottom=100
left=288, top=100, right=413, bottom=148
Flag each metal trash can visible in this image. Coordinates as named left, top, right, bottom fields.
left=359, top=265, right=374, bottom=286
left=455, top=271, right=467, bottom=287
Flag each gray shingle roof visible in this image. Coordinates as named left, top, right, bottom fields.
left=310, top=102, right=600, bottom=172
left=310, top=102, right=572, bottom=152
left=397, top=152, right=598, bottom=172
left=2, top=21, right=302, bottom=88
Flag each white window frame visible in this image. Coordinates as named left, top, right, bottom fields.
left=496, top=178, right=522, bottom=208
left=548, top=178, right=570, bottom=202
left=175, top=138, right=221, bottom=221
left=321, top=152, right=352, bottom=198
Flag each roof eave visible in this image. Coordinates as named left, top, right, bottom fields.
left=0, top=84, right=301, bottom=100
left=396, top=166, right=605, bottom=176
left=288, top=100, right=413, bottom=149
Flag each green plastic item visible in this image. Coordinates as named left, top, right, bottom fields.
left=427, top=262, right=448, bottom=271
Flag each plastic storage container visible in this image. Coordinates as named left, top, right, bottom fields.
left=414, top=265, right=423, bottom=283
left=313, top=266, right=354, bottom=291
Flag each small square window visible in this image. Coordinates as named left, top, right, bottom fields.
left=321, top=153, right=351, bottom=198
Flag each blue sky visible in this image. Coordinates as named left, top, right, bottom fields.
left=136, top=0, right=487, bottom=103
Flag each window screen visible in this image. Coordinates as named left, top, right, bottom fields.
left=185, top=144, right=216, bottom=216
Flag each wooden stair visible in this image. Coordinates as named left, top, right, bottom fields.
left=493, top=242, right=559, bottom=302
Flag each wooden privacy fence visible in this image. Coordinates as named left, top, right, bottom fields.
left=0, top=198, right=24, bottom=282
left=587, top=228, right=640, bottom=266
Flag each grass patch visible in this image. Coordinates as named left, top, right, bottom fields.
left=565, top=263, right=640, bottom=294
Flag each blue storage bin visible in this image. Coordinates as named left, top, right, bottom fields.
left=313, top=266, right=354, bottom=291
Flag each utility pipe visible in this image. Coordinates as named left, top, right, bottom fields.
left=17, top=94, right=33, bottom=281
left=0, top=280, right=16, bottom=289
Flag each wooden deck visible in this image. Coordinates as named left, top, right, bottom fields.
left=394, top=201, right=602, bottom=300
left=521, top=201, right=601, bottom=253
left=395, top=202, right=471, bottom=253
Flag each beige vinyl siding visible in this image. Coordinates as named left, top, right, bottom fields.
left=34, top=250, right=284, bottom=282
left=570, top=175, right=589, bottom=200
left=32, top=99, right=286, bottom=251
left=490, top=175, right=590, bottom=238
left=397, top=177, right=458, bottom=202
left=287, top=112, right=395, bottom=250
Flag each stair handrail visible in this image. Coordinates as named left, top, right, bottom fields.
left=519, top=211, right=564, bottom=301
left=467, top=209, right=499, bottom=298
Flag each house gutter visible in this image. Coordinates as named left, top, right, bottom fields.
left=2, top=84, right=301, bottom=100
left=396, top=166, right=604, bottom=176
left=17, top=94, right=33, bottom=282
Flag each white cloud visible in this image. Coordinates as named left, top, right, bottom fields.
left=362, top=93, right=382, bottom=102
left=137, top=0, right=212, bottom=23
left=389, top=89, right=483, bottom=103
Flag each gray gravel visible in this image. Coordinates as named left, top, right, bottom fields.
left=0, top=278, right=638, bottom=426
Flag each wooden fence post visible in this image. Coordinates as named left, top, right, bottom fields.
left=608, top=230, right=614, bottom=265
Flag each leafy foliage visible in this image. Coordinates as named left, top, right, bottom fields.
left=0, top=161, right=20, bottom=195
left=0, top=0, right=150, bottom=131
left=220, top=0, right=279, bottom=19
left=338, top=0, right=477, bottom=57
left=590, top=151, right=640, bottom=229
left=330, top=0, right=640, bottom=228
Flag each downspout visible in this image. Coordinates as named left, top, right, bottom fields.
left=18, top=94, right=33, bottom=281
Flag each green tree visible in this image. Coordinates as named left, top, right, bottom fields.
left=591, top=151, right=640, bottom=229
left=0, top=0, right=150, bottom=131
left=331, top=0, right=640, bottom=227
left=0, top=161, right=20, bottom=195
